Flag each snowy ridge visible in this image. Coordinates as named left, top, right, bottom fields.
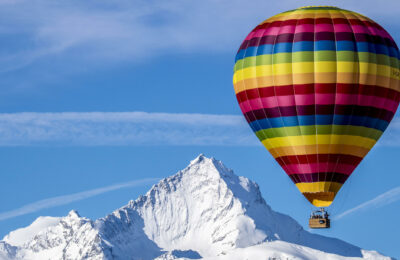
left=3, top=216, right=61, bottom=247
left=0, top=154, right=393, bottom=260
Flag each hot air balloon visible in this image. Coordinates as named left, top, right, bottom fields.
left=233, top=6, right=400, bottom=228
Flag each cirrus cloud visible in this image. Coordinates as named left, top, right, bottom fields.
left=0, top=0, right=399, bottom=73
left=0, top=111, right=399, bottom=147
left=0, top=111, right=257, bottom=146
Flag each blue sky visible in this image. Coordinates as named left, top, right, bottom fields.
left=0, top=0, right=400, bottom=258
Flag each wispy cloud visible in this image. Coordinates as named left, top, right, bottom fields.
left=0, top=112, right=257, bottom=146
left=334, top=186, right=400, bottom=220
left=0, top=111, right=399, bottom=147
left=0, top=178, right=159, bottom=221
left=0, top=0, right=399, bottom=74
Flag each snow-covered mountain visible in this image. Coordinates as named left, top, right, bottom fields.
left=0, top=154, right=393, bottom=260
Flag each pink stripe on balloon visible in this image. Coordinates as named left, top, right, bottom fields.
left=316, top=93, right=335, bottom=104
left=334, top=93, right=357, bottom=105
left=265, top=26, right=281, bottom=35
left=297, top=93, right=333, bottom=106
left=295, top=94, right=316, bottom=106
left=277, top=95, right=296, bottom=106
left=244, top=29, right=265, bottom=41
left=243, top=30, right=260, bottom=41
left=260, top=96, right=279, bottom=108
left=283, top=163, right=356, bottom=175
left=252, top=25, right=314, bottom=36
left=378, top=29, right=392, bottom=40
left=356, top=96, right=398, bottom=112
left=349, top=25, right=369, bottom=34
left=245, top=20, right=391, bottom=41
left=354, top=24, right=391, bottom=38
left=295, top=24, right=314, bottom=33
left=239, top=94, right=398, bottom=113
left=315, top=24, right=334, bottom=32
left=368, top=25, right=391, bottom=39
left=238, top=100, right=254, bottom=112
left=333, top=24, right=352, bottom=33
left=279, top=25, right=296, bottom=34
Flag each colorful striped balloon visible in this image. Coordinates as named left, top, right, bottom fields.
left=233, top=6, right=400, bottom=207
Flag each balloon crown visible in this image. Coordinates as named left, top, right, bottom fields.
left=298, top=6, right=340, bottom=9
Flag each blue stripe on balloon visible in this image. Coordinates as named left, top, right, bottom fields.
left=249, top=115, right=389, bottom=132
left=236, top=41, right=400, bottom=61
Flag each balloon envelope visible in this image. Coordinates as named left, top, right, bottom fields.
left=233, top=6, right=400, bottom=207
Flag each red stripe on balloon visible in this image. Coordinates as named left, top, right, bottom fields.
left=235, top=84, right=400, bottom=102
left=253, top=18, right=387, bottom=33
left=239, top=32, right=396, bottom=50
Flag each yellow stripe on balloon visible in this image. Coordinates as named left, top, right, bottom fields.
left=233, top=62, right=398, bottom=83
left=296, top=182, right=342, bottom=193
left=261, top=10, right=371, bottom=23
left=312, top=199, right=334, bottom=207
left=234, top=73, right=400, bottom=93
left=267, top=144, right=370, bottom=158
left=262, top=135, right=376, bottom=150
left=296, top=182, right=342, bottom=203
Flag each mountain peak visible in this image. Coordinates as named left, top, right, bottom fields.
left=188, top=153, right=220, bottom=170
left=67, top=210, right=81, bottom=219
left=118, top=155, right=272, bottom=257
left=0, top=155, right=393, bottom=260
left=187, top=154, right=233, bottom=178
left=2, top=216, right=61, bottom=247
left=190, top=153, right=207, bottom=164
